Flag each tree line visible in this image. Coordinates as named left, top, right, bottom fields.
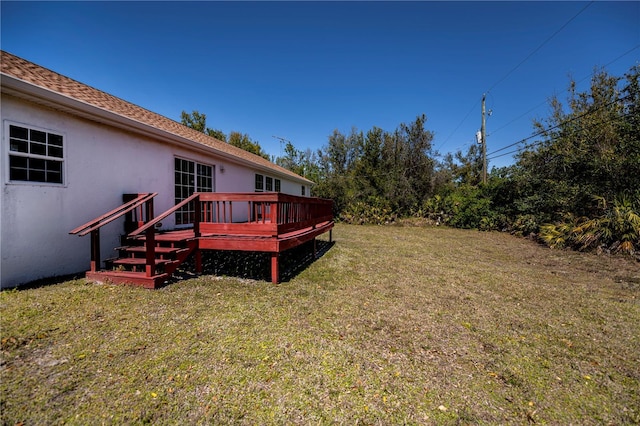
left=180, top=110, right=270, bottom=160
left=182, top=65, right=639, bottom=255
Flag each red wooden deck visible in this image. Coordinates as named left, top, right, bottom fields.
left=72, top=192, right=334, bottom=288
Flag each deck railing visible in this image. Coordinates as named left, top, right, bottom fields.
left=131, top=192, right=333, bottom=239
left=70, top=193, right=156, bottom=272
left=196, top=192, right=333, bottom=236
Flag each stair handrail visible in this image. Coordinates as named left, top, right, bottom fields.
left=129, top=192, right=201, bottom=237
left=69, top=193, right=157, bottom=236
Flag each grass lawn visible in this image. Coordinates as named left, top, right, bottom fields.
left=1, top=223, right=639, bottom=424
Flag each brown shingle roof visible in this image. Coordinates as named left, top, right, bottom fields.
left=0, top=50, right=311, bottom=184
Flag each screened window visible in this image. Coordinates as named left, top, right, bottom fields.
left=275, top=179, right=281, bottom=192
left=301, top=185, right=306, bottom=196
left=175, top=158, right=213, bottom=225
left=265, top=176, right=273, bottom=192
left=8, top=124, right=64, bottom=184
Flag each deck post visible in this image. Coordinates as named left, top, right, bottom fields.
left=90, top=229, right=100, bottom=272
left=313, top=237, right=317, bottom=258
left=144, top=195, right=155, bottom=225
left=271, top=253, right=280, bottom=284
left=329, top=229, right=333, bottom=243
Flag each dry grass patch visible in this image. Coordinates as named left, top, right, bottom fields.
left=1, top=224, right=639, bottom=424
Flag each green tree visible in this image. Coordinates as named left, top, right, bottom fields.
left=315, top=129, right=357, bottom=214
left=353, top=126, right=384, bottom=201
left=180, top=110, right=226, bottom=141
left=313, top=115, right=437, bottom=220
left=385, top=114, right=435, bottom=214
left=452, top=144, right=483, bottom=187
left=514, top=66, right=639, bottom=221
left=276, top=141, right=304, bottom=175
left=227, top=131, right=270, bottom=160
left=181, top=110, right=271, bottom=160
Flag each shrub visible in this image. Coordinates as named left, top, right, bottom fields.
left=510, top=214, right=541, bottom=237
left=339, top=198, right=397, bottom=225
left=422, top=186, right=500, bottom=230
left=539, top=194, right=640, bottom=255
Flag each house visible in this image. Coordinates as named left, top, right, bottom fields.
left=1, top=50, right=324, bottom=288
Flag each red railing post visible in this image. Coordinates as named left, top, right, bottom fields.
left=194, top=194, right=202, bottom=273
left=144, top=196, right=156, bottom=277
left=270, top=199, right=278, bottom=224
left=193, top=194, right=201, bottom=238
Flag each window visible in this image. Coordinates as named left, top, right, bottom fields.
left=301, top=185, right=306, bottom=196
left=8, top=124, right=64, bottom=184
left=175, top=158, right=213, bottom=225
left=255, top=174, right=264, bottom=192
left=256, top=174, right=281, bottom=193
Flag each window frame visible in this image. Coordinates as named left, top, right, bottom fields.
left=256, top=174, right=282, bottom=193
left=255, top=173, right=264, bottom=192
left=4, top=121, right=66, bottom=187
left=174, top=157, right=214, bottom=226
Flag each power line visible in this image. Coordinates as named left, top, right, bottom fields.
left=435, top=97, right=481, bottom=153
left=487, top=101, right=633, bottom=161
left=485, top=1, right=594, bottom=94
left=487, top=44, right=640, bottom=139
left=488, top=112, right=634, bottom=161
left=437, top=3, right=593, bottom=157
left=486, top=94, right=630, bottom=158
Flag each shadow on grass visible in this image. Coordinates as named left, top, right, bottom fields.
left=4, top=240, right=335, bottom=290
left=1, top=272, right=86, bottom=292
left=176, top=239, right=335, bottom=283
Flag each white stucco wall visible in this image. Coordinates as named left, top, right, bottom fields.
left=1, top=95, right=309, bottom=288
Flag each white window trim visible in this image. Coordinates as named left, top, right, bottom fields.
left=3, top=120, right=67, bottom=187
left=255, top=173, right=281, bottom=193
left=174, top=156, right=216, bottom=192
left=174, top=156, right=215, bottom=226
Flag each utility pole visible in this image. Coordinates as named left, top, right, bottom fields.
left=481, top=93, right=487, bottom=184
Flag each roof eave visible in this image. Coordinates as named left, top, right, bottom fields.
left=1, top=73, right=314, bottom=185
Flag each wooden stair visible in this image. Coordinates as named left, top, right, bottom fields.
left=86, top=234, right=197, bottom=289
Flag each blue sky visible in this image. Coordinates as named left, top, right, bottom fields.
left=2, top=1, right=638, bottom=169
